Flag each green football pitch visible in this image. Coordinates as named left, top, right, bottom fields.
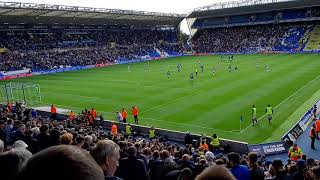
left=2, top=53, right=320, bottom=144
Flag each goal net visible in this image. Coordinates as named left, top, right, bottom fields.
left=0, top=82, right=41, bottom=106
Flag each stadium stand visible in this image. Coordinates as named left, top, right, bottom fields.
left=305, top=25, right=320, bottom=52
left=0, top=29, right=183, bottom=71
left=0, top=2, right=184, bottom=72
left=192, top=23, right=312, bottom=53
left=2, top=0, right=320, bottom=180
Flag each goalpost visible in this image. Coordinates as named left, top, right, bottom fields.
left=0, top=82, right=41, bottom=106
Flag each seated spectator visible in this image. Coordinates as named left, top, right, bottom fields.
left=17, top=145, right=104, bottom=180
left=177, top=168, right=193, bottom=180
left=91, top=140, right=121, bottom=180
left=59, top=132, right=73, bottom=145
left=266, top=159, right=292, bottom=179
left=117, top=146, right=149, bottom=180
left=0, top=151, right=21, bottom=180
left=312, top=166, right=320, bottom=180
left=0, top=139, right=3, bottom=153
left=205, top=151, right=215, bottom=166
left=248, top=152, right=264, bottom=180
left=195, top=165, right=236, bottom=180
left=228, top=152, right=250, bottom=180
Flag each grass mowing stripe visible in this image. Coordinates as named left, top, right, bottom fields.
left=240, top=72, right=320, bottom=133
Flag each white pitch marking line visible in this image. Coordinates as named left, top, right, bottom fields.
left=142, top=116, right=240, bottom=134
left=240, top=73, right=320, bottom=133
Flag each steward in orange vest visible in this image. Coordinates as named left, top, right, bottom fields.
left=310, top=124, right=317, bottom=149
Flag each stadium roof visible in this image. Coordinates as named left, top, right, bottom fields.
left=0, top=1, right=186, bottom=27
left=188, top=0, right=320, bottom=18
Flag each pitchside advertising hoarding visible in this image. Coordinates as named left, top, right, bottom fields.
left=282, top=100, right=320, bottom=142
left=248, top=142, right=287, bottom=156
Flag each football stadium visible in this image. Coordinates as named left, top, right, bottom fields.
left=1, top=0, right=320, bottom=179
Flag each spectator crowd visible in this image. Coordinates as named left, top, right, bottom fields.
left=0, top=102, right=320, bottom=180
left=193, top=22, right=312, bottom=54
left=0, top=29, right=183, bottom=72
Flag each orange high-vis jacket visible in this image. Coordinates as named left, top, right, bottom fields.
left=51, top=106, right=57, bottom=114
left=69, top=111, right=75, bottom=120
left=132, top=107, right=138, bottom=116
left=310, top=127, right=316, bottom=138
left=91, top=109, right=97, bottom=119
left=122, top=110, right=127, bottom=119
left=199, top=143, right=209, bottom=151
left=316, top=119, right=320, bottom=131
left=111, top=124, right=118, bottom=135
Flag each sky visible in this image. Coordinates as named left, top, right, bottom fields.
left=9, top=0, right=230, bottom=34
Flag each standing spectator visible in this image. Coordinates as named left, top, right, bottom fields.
left=205, top=151, right=215, bottom=166
left=288, top=143, right=303, bottom=161
left=69, top=111, right=75, bottom=121
left=315, top=118, right=320, bottom=139
left=310, top=124, right=317, bottom=149
left=121, top=108, right=127, bottom=123
left=293, top=160, right=306, bottom=180
left=134, top=142, right=148, bottom=167
left=10, top=123, right=28, bottom=144
left=4, top=119, right=13, bottom=143
left=111, top=123, right=118, bottom=136
left=248, top=152, right=264, bottom=180
left=150, top=149, right=176, bottom=180
left=17, top=145, right=104, bottom=180
left=149, top=126, right=156, bottom=139
left=91, top=108, right=97, bottom=119
left=117, top=146, right=149, bottom=180
left=184, top=132, right=192, bottom=145
left=266, top=159, right=292, bottom=180
left=0, top=120, right=7, bottom=147
left=75, top=135, right=85, bottom=148
left=116, top=112, right=123, bottom=122
left=195, top=165, right=236, bottom=180
left=91, top=140, right=121, bottom=180
left=37, top=124, right=50, bottom=150
left=125, top=123, right=132, bottom=136
left=228, top=152, right=250, bottom=180
left=177, top=154, right=195, bottom=172
left=311, top=166, right=320, bottom=180
left=50, top=104, right=57, bottom=120
left=60, top=133, right=73, bottom=145
left=31, top=109, right=37, bottom=120
left=132, top=106, right=139, bottom=124
left=210, top=134, right=220, bottom=151
left=0, top=139, right=3, bottom=153
left=313, top=104, right=317, bottom=119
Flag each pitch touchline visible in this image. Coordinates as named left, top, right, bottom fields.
left=240, top=73, right=320, bottom=133
left=142, top=116, right=240, bottom=134
left=39, top=100, right=239, bottom=134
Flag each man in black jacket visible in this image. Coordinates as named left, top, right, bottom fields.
left=117, top=146, right=149, bottom=180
